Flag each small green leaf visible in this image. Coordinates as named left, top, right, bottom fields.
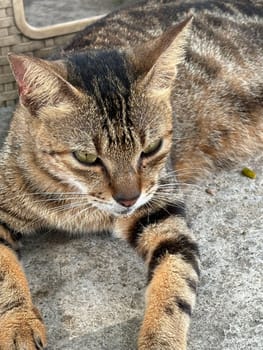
left=241, top=167, right=256, bottom=179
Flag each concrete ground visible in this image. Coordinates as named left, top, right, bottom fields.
left=1, top=1, right=263, bottom=349
left=1, top=107, right=262, bottom=350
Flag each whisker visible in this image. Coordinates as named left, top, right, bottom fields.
left=17, top=198, right=94, bottom=232
left=31, top=196, right=90, bottom=205
left=158, top=183, right=204, bottom=191
left=43, top=201, right=98, bottom=236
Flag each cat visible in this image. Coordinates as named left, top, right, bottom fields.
left=0, top=0, right=262, bottom=349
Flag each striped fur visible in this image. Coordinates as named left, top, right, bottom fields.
left=0, top=0, right=262, bottom=349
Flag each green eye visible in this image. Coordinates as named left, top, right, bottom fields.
left=73, top=151, right=98, bottom=165
left=142, top=139, right=162, bottom=157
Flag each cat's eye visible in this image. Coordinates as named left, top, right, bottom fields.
left=73, top=151, right=98, bottom=165
left=142, top=139, right=162, bottom=157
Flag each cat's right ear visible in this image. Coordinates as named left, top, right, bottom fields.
left=8, top=53, right=78, bottom=114
left=129, top=16, right=193, bottom=98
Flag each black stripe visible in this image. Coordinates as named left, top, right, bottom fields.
left=129, top=203, right=186, bottom=248
left=164, top=303, right=174, bottom=316
left=33, top=332, right=44, bottom=350
left=0, top=237, right=14, bottom=250
left=0, top=219, right=22, bottom=241
left=32, top=306, right=44, bottom=323
left=0, top=299, right=24, bottom=317
left=0, top=237, right=21, bottom=258
left=176, top=297, right=192, bottom=317
left=148, top=235, right=200, bottom=281
left=11, top=230, right=22, bottom=241
left=68, top=50, right=133, bottom=119
left=0, top=220, right=22, bottom=257
left=185, top=277, right=198, bottom=294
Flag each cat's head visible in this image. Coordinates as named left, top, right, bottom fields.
left=8, top=18, right=191, bottom=216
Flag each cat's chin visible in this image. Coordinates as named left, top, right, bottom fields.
left=112, top=208, right=136, bottom=217
left=101, top=206, right=136, bottom=217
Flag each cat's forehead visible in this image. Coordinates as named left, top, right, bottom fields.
left=67, top=50, right=133, bottom=102
left=43, top=50, right=169, bottom=150
left=65, top=51, right=144, bottom=140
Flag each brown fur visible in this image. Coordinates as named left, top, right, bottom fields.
left=0, top=0, right=262, bottom=349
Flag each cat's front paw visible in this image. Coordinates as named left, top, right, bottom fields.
left=138, top=323, right=187, bottom=350
left=138, top=336, right=186, bottom=350
left=0, top=306, right=47, bottom=349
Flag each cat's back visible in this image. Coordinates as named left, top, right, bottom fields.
left=66, top=0, right=263, bottom=54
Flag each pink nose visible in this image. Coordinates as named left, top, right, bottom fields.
left=114, top=194, right=140, bottom=207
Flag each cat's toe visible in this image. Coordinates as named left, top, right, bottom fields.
left=0, top=306, right=47, bottom=350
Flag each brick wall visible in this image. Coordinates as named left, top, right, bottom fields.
left=0, top=0, right=78, bottom=106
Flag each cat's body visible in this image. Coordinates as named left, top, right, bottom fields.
left=0, top=0, right=262, bottom=349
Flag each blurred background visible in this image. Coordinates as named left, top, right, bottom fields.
left=24, top=0, right=137, bottom=27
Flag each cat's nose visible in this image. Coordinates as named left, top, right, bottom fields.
left=114, top=194, right=140, bottom=207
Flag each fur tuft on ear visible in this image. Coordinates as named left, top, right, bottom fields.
left=129, top=16, right=193, bottom=96
left=8, top=53, right=75, bottom=114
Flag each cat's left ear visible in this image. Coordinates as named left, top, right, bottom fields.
left=8, top=53, right=78, bottom=114
left=129, top=16, right=193, bottom=97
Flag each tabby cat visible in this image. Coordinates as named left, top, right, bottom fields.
left=0, top=0, right=262, bottom=349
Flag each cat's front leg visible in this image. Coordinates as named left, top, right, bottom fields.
left=138, top=217, right=199, bottom=349
left=117, top=207, right=200, bottom=349
left=0, top=227, right=47, bottom=349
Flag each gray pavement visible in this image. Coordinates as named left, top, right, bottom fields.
left=0, top=0, right=263, bottom=348
left=0, top=105, right=262, bottom=350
